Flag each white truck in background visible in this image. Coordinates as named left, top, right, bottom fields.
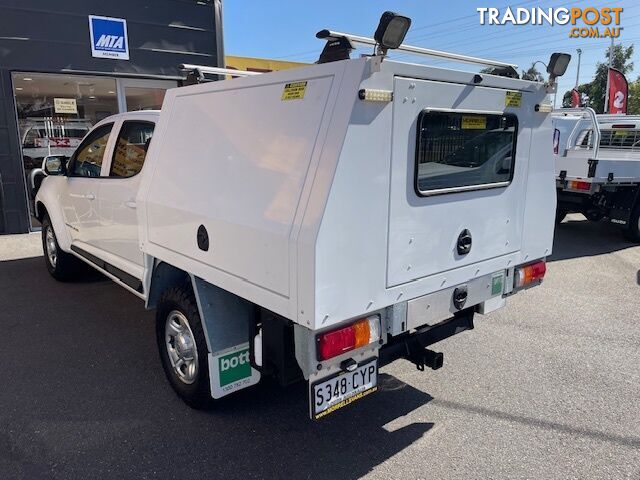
left=34, top=13, right=568, bottom=420
left=553, top=108, right=640, bottom=240
left=20, top=118, right=92, bottom=171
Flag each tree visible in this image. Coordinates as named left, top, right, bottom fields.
left=628, top=79, right=640, bottom=115
left=521, top=63, right=544, bottom=82
left=561, top=44, right=634, bottom=112
left=562, top=82, right=591, bottom=108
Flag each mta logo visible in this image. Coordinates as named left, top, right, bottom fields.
left=89, top=15, right=129, bottom=59
left=95, top=35, right=125, bottom=50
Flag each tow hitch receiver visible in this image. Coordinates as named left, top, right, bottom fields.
left=379, top=309, right=474, bottom=369
left=409, top=348, right=444, bottom=371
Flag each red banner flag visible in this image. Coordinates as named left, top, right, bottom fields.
left=571, top=89, right=581, bottom=107
left=608, top=68, right=628, bottom=114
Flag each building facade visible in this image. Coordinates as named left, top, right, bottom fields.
left=0, top=0, right=223, bottom=233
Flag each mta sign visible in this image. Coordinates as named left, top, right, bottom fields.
left=88, top=15, right=129, bottom=60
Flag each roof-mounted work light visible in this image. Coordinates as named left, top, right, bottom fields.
left=373, top=11, right=411, bottom=55
left=547, top=53, right=571, bottom=83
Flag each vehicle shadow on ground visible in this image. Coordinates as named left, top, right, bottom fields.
left=0, top=256, right=435, bottom=480
left=549, top=215, right=637, bottom=262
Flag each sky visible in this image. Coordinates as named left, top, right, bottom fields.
left=223, top=0, right=640, bottom=104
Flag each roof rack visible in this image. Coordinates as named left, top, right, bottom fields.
left=316, top=30, right=518, bottom=69
left=180, top=64, right=263, bottom=82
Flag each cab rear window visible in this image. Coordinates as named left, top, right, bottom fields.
left=415, top=111, right=518, bottom=195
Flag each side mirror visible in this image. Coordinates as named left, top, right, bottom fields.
left=43, top=155, right=68, bottom=176
left=547, top=53, right=571, bottom=82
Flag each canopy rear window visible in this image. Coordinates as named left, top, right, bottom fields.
left=415, top=111, right=517, bottom=195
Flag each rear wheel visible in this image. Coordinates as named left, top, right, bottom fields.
left=156, top=283, right=212, bottom=409
left=41, top=214, right=85, bottom=281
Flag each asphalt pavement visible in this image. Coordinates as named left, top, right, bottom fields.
left=0, top=215, right=639, bottom=479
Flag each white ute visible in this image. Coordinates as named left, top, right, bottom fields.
left=553, top=107, right=640, bottom=240
left=35, top=13, right=568, bottom=419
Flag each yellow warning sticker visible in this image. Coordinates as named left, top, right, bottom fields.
left=461, top=115, right=487, bottom=130
left=505, top=91, right=522, bottom=108
left=281, top=81, right=307, bottom=101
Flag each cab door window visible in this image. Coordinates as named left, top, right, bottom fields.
left=109, top=121, right=155, bottom=178
left=71, top=124, right=113, bottom=177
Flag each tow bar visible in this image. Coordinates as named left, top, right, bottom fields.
left=379, top=309, right=474, bottom=370
left=410, top=348, right=444, bottom=371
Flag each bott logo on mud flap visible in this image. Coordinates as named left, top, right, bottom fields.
left=210, top=344, right=260, bottom=399
left=218, top=349, right=252, bottom=387
left=88, top=15, right=129, bottom=60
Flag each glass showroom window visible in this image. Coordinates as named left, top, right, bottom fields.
left=12, top=72, right=119, bottom=226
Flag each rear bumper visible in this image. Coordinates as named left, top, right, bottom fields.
left=379, top=309, right=474, bottom=368
left=557, top=189, right=593, bottom=206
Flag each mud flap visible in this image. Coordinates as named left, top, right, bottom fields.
left=208, top=343, right=261, bottom=399
left=191, top=276, right=261, bottom=398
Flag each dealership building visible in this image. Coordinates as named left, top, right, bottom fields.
left=0, top=0, right=224, bottom=234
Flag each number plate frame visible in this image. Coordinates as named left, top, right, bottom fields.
left=309, top=358, right=378, bottom=420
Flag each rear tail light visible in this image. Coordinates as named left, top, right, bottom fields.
left=514, top=260, right=546, bottom=289
left=569, top=180, right=590, bottom=191
left=316, top=316, right=380, bottom=361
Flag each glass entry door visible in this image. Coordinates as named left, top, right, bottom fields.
left=117, top=78, right=177, bottom=112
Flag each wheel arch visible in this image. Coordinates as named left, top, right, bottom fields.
left=34, top=200, right=46, bottom=222
left=146, top=261, right=258, bottom=360
left=35, top=198, right=72, bottom=252
left=146, top=261, right=191, bottom=310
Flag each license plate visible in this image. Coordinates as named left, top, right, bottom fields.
left=311, top=358, right=378, bottom=420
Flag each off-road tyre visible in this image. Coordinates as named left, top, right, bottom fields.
left=156, top=282, right=213, bottom=409
left=41, top=214, right=85, bottom=281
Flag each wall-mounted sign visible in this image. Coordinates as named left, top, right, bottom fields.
left=54, top=98, right=78, bottom=114
left=88, top=15, right=129, bottom=60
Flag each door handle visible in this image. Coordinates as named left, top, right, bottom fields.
left=85, top=193, right=96, bottom=201
left=457, top=229, right=472, bottom=255
left=125, top=200, right=137, bottom=209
